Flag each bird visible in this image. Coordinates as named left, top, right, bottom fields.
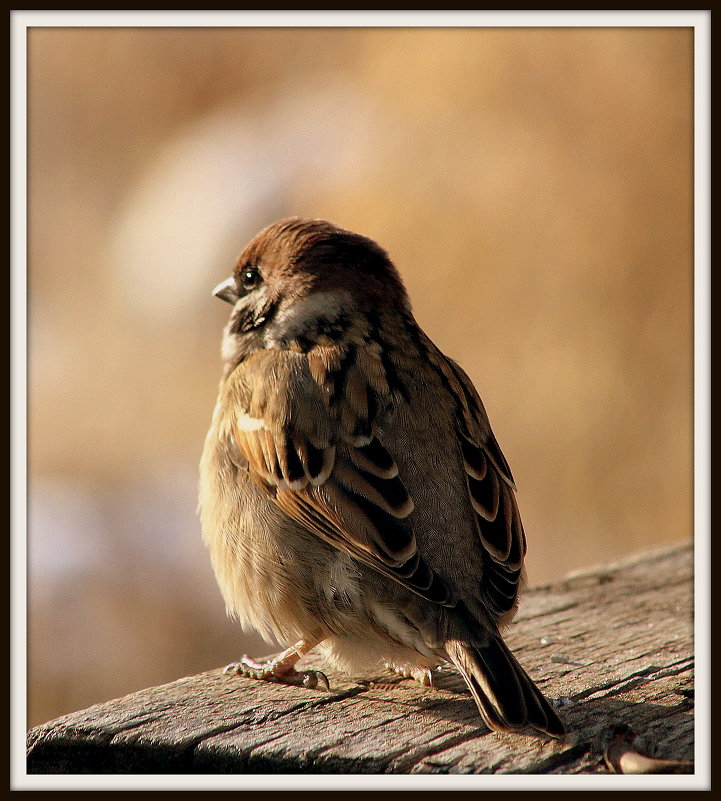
left=198, top=217, right=564, bottom=738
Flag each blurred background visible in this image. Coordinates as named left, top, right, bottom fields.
left=25, top=24, right=693, bottom=728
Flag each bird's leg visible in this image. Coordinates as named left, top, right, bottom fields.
left=223, top=638, right=330, bottom=690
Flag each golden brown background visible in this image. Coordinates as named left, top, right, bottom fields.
left=26, top=25, right=693, bottom=728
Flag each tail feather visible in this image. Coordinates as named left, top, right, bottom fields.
left=446, top=636, right=565, bottom=738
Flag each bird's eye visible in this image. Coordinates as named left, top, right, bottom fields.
left=240, top=266, right=261, bottom=292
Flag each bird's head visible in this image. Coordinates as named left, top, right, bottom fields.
left=213, top=217, right=410, bottom=370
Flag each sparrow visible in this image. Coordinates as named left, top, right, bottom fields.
left=199, top=217, right=564, bottom=738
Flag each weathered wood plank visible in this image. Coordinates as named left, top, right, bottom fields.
left=26, top=543, right=694, bottom=775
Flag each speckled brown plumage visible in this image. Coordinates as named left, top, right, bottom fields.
left=199, top=217, right=564, bottom=737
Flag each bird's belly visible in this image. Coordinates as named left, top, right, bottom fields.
left=201, top=469, right=441, bottom=670
left=199, top=451, right=325, bottom=645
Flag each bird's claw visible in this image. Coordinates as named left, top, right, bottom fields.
left=384, top=663, right=435, bottom=687
left=300, top=669, right=330, bottom=690
left=222, top=656, right=330, bottom=691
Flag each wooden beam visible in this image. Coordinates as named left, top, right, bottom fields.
left=26, top=544, right=694, bottom=776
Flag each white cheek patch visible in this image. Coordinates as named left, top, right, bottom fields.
left=221, top=286, right=271, bottom=362
left=264, top=290, right=354, bottom=346
left=221, top=333, right=241, bottom=364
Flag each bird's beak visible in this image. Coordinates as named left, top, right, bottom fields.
left=212, top=277, right=239, bottom=305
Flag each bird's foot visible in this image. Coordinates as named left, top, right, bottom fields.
left=223, top=657, right=330, bottom=690
left=384, top=663, right=435, bottom=687
left=223, top=640, right=329, bottom=690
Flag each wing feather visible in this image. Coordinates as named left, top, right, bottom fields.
left=429, top=353, right=528, bottom=615
left=223, top=347, right=455, bottom=608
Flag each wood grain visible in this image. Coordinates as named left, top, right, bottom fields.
left=26, top=543, right=693, bottom=775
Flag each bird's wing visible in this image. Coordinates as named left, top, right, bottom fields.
left=417, top=341, right=528, bottom=618
left=219, top=347, right=454, bottom=607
